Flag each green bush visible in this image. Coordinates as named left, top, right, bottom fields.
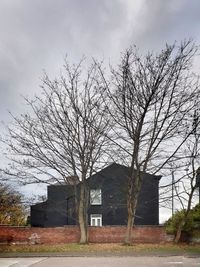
left=192, top=204, right=200, bottom=229
left=165, top=204, right=200, bottom=235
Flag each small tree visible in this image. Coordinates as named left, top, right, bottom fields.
left=0, top=183, right=26, bottom=225
left=100, top=40, right=200, bottom=244
left=2, top=59, right=111, bottom=243
left=171, top=112, right=200, bottom=243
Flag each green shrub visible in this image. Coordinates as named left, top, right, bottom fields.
left=165, top=204, right=200, bottom=235
left=192, top=204, right=200, bottom=229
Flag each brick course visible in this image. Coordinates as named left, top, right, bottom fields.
left=0, top=225, right=171, bottom=244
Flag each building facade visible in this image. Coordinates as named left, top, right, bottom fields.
left=31, top=163, right=161, bottom=227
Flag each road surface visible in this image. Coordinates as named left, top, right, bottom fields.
left=0, top=256, right=199, bottom=267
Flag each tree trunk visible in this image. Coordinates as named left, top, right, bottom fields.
left=78, top=183, right=88, bottom=244
left=174, top=219, right=185, bottom=243
left=124, top=200, right=134, bottom=245
left=124, top=171, right=142, bottom=245
left=174, top=191, right=194, bottom=243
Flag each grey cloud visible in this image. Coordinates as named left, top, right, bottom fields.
left=0, top=0, right=200, bottom=120
left=0, top=0, right=127, bottom=58
left=0, top=0, right=128, bottom=118
left=128, top=0, right=200, bottom=51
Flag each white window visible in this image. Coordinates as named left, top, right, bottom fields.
left=90, top=189, right=102, bottom=205
left=90, top=214, right=102, bottom=226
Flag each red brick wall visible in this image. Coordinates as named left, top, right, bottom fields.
left=0, top=226, right=80, bottom=244
left=0, top=225, right=172, bottom=244
left=89, top=226, right=172, bottom=243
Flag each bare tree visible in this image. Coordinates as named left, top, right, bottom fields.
left=100, top=40, right=200, bottom=244
left=1, top=59, right=111, bottom=243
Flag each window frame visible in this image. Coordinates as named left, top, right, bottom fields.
left=90, top=214, right=102, bottom=227
left=90, top=188, right=102, bottom=205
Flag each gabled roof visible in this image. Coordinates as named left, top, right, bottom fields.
left=49, top=163, right=161, bottom=187
left=87, top=162, right=162, bottom=181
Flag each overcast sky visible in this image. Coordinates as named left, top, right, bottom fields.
left=1, top=0, right=200, bottom=122
left=0, top=0, right=200, bottom=221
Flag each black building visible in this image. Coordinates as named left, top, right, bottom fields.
left=31, top=163, right=161, bottom=227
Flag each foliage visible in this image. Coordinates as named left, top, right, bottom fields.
left=165, top=204, right=200, bottom=234
left=0, top=183, right=26, bottom=226
left=192, top=204, right=200, bottom=230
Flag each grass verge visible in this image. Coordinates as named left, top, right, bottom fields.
left=0, top=243, right=200, bottom=255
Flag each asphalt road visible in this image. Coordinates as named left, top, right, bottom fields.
left=0, top=256, right=199, bottom=267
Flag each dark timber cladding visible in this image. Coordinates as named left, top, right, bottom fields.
left=30, top=163, right=161, bottom=227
